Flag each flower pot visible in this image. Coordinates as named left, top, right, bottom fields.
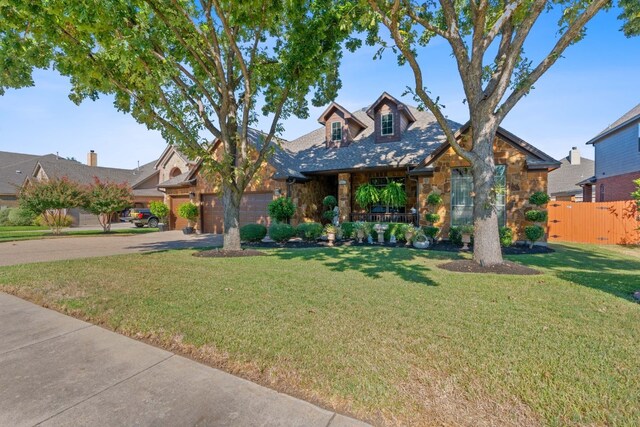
left=327, top=232, right=335, bottom=246
left=356, top=229, right=365, bottom=243
left=461, top=233, right=471, bottom=251
left=182, top=227, right=194, bottom=235
left=413, top=237, right=429, bottom=249
left=158, top=223, right=168, bottom=232
left=404, top=232, right=414, bottom=246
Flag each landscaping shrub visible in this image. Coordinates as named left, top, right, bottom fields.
left=340, top=222, right=355, bottom=239
left=499, top=226, right=513, bottom=247
left=525, top=210, right=548, bottom=223
left=322, top=210, right=336, bottom=222
left=34, top=213, right=73, bottom=228
left=149, top=201, right=170, bottom=223
left=529, top=191, right=550, bottom=206
left=448, top=226, right=462, bottom=246
left=7, top=207, right=36, bottom=226
left=268, top=197, right=295, bottom=223
left=0, top=208, right=10, bottom=226
left=296, top=222, right=323, bottom=241
left=424, top=213, right=440, bottom=223
left=240, top=223, right=267, bottom=242
left=177, top=202, right=199, bottom=223
left=423, top=226, right=439, bottom=240
left=525, top=225, right=545, bottom=248
left=322, top=195, right=337, bottom=209
left=370, top=222, right=406, bottom=241
left=426, top=192, right=443, bottom=206
left=269, top=222, right=295, bottom=243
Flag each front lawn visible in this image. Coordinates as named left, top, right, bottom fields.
left=1, top=244, right=638, bottom=426
left=0, top=226, right=157, bottom=242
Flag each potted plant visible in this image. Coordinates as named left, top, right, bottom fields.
left=380, top=180, right=407, bottom=214
left=268, top=196, right=296, bottom=223
left=413, top=228, right=429, bottom=249
left=177, top=202, right=199, bottom=234
left=355, top=183, right=380, bottom=212
left=460, top=224, right=474, bottom=251
left=322, top=195, right=337, bottom=224
left=149, top=201, right=170, bottom=232
left=324, top=224, right=337, bottom=246
left=354, top=221, right=367, bottom=243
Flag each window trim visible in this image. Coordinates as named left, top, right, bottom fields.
left=381, top=112, right=394, bottom=136
left=330, top=121, right=342, bottom=142
left=450, top=165, right=507, bottom=227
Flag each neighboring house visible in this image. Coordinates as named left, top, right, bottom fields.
left=0, top=151, right=50, bottom=208
left=581, top=103, right=640, bottom=202
left=160, top=92, right=560, bottom=240
left=548, top=147, right=594, bottom=202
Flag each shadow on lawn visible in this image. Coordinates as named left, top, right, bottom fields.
left=271, top=246, right=454, bottom=286
left=515, top=244, right=640, bottom=300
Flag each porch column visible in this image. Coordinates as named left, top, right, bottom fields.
left=338, top=172, right=351, bottom=223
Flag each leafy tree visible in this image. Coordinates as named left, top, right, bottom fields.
left=0, top=0, right=351, bottom=251
left=19, top=178, right=85, bottom=234
left=632, top=178, right=640, bottom=206
left=149, top=201, right=170, bottom=224
left=363, top=0, right=637, bottom=266
left=83, top=178, right=133, bottom=232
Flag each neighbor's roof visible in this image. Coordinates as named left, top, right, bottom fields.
left=34, top=157, right=144, bottom=186
left=548, top=156, right=595, bottom=196
left=0, top=152, right=56, bottom=195
left=273, top=106, right=460, bottom=179
left=586, top=103, right=640, bottom=145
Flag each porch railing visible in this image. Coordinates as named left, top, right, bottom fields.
left=349, top=212, right=418, bottom=225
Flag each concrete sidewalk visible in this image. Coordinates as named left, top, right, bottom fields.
left=0, top=293, right=368, bottom=427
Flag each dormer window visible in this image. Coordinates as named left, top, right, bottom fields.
left=331, top=121, right=342, bottom=142
left=381, top=113, right=394, bottom=136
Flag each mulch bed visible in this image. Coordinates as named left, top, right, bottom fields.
left=193, top=249, right=265, bottom=258
left=243, top=239, right=554, bottom=255
left=438, top=260, right=541, bottom=275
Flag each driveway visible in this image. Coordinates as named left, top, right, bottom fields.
left=0, top=293, right=366, bottom=426
left=0, top=231, right=222, bottom=267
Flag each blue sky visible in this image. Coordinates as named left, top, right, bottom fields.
left=0, top=6, right=638, bottom=169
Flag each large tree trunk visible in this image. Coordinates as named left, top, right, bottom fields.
left=471, top=125, right=504, bottom=266
left=222, top=185, right=242, bottom=251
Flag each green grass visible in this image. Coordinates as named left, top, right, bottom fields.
left=0, top=227, right=157, bottom=242
left=1, top=244, right=638, bottom=426
left=0, top=225, right=50, bottom=232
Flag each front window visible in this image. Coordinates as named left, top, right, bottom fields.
left=331, top=121, right=342, bottom=142
left=381, top=113, right=394, bottom=136
left=450, top=165, right=506, bottom=227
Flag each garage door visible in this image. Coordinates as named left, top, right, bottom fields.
left=170, top=195, right=191, bottom=230
left=202, top=193, right=272, bottom=234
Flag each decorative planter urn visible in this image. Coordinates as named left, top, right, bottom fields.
left=461, top=233, right=472, bottom=251
left=413, top=236, right=429, bottom=249
left=327, top=232, right=336, bottom=246
left=356, top=229, right=365, bottom=244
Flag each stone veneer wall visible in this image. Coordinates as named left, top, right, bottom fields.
left=289, top=176, right=335, bottom=224
left=418, top=135, right=548, bottom=241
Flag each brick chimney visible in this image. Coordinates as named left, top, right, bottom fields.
left=569, top=147, right=580, bottom=165
left=87, top=150, right=98, bottom=167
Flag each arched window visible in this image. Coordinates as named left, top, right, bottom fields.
left=170, top=167, right=182, bottom=178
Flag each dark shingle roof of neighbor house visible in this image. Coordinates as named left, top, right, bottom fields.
left=548, top=156, right=595, bottom=196
left=272, top=106, right=461, bottom=179
left=0, top=152, right=57, bottom=195
left=586, top=103, right=640, bottom=145
left=34, top=157, right=149, bottom=187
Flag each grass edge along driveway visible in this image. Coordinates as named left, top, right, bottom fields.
left=0, top=243, right=638, bottom=426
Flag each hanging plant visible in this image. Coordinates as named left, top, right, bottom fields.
left=355, top=183, right=380, bottom=211
left=380, top=181, right=407, bottom=211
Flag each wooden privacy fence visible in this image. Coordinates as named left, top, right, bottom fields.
left=547, top=200, right=640, bottom=245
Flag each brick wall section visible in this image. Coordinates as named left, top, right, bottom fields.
left=596, top=170, right=640, bottom=201
left=419, top=135, right=548, bottom=241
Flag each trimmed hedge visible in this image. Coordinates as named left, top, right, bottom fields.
left=340, top=222, right=355, bottom=239
left=424, top=213, right=440, bottom=224
left=499, top=226, right=513, bottom=247
left=525, top=225, right=545, bottom=245
left=449, top=226, right=462, bottom=246
left=296, top=222, right=323, bottom=241
left=240, top=223, right=267, bottom=242
left=0, top=208, right=10, bottom=226
left=269, top=222, right=296, bottom=243
left=529, top=191, right=550, bottom=207
left=525, top=209, right=548, bottom=223
left=423, top=226, right=439, bottom=240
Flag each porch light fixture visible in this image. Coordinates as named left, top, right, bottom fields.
left=188, top=191, right=196, bottom=200
left=274, top=188, right=282, bottom=196
left=339, top=179, right=347, bottom=185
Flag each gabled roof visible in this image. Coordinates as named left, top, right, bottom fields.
left=365, top=91, right=416, bottom=123
left=586, top=103, right=640, bottom=145
left=153, top=144, right=193, bottom=170
left=409, top=124, right=561, bottom=175
left=0, top=151, right=49, bottom=195
left=317, top=102, right=367, bottom=130
left=548, top=156, right=595, bottom=196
